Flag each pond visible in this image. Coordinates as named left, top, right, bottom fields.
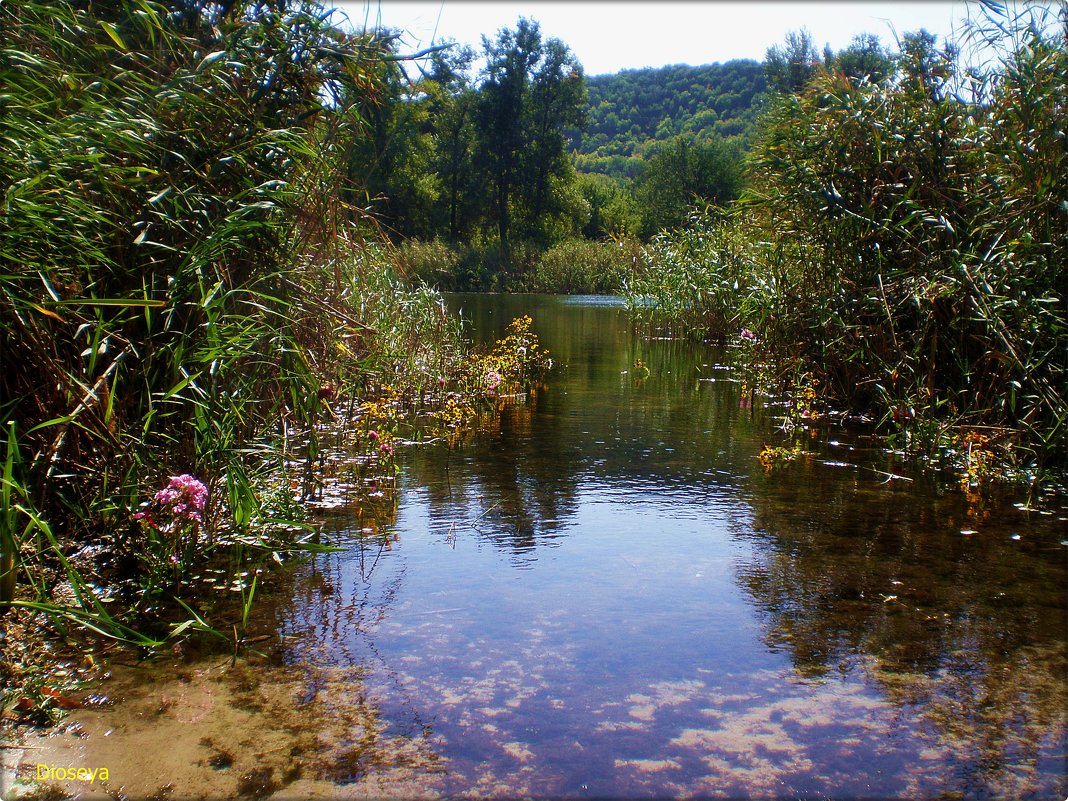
left=18, top=294, right=1067, bottom=799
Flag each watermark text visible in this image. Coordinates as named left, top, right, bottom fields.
left=36, top=764, right=110, bottom=784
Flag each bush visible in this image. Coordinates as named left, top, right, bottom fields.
left=625, top=211, right=768, bottom=339
left=628, top=6, right=1066, bottom=466
left=397, top=239, right=462, bottom=289
left=528, top=238, right=640, bottom=294
left=0, top=2, right=471, bottom=637
left=750, top=17, right=1066, bottom=457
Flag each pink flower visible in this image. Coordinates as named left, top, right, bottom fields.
left=132, top=509, right=157, bottom=528
left=739, top=329, right=757, bottom=343
left=141, top=474, right=207, bottom=528
left=166, top=474, right=207, bottom=512
left=485, top=371, right=502, bottom=389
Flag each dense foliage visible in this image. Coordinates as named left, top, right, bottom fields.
left=0, top=1, right=542, bottom=646
left=344, top=41, right=765, bottom=287
left=631, top=135, right=744, bottom=239
left=629, top=8, right=1067, bottom=470
left=348, top=18, right=588, bottom=272
left=572, top=61, right=766, bottom=180
left=1, top=0, right=374, bottom=568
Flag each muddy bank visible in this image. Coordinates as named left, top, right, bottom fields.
left=3, top=653, right=443, bottom=800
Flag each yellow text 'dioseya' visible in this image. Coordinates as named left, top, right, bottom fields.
left=37, top=764, right=110, bottom=784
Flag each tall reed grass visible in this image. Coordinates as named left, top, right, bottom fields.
left=527, top=238, right=641, bottom=295
left=0, top=2, right=462, bottom=643
left=626, top=4, right=1066, bottom=471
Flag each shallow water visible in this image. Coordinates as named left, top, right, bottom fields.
left=16, top=293, right=1067, bottom=799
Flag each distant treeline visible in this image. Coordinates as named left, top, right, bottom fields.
left=570, top=61, right=767, bottom=180
left=357, top=23, right=932, bottom=282
left=355, top=25, right=762, bottom=277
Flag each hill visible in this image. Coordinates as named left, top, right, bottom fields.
left=570, top=60, right=768, bottom=180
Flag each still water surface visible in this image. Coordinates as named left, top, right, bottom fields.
left=276, top=294, right=1066, bottom=798
left=23, top=293, right=1067, bottom=799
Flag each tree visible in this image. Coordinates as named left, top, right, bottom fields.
left=424, top=44, right=479, bottom=241
left=342, top=31, right=439, bottom=238
left=765, top=29, right=822, bottom=93
left=834, top=33, right=894, bottom=84
left=899, top=29, right=957, bottom=98
left=576, top=173, right=639, bottom=238
left=474, top=19, right=585, bottom=266
left=519, top=36, right=587, bottom=243
left=572, top=61, right=766, bottom=182
left=475, top=19, right=541, bottom=266
left=633, top=134, right=743, bottom=237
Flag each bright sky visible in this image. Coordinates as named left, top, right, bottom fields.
left=330, top=1, right=978, bottom=75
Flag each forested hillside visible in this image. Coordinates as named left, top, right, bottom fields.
left=570, top=61, right=767, bottom=180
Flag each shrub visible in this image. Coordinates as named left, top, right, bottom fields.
left=625, top=210, right=769, bottom=340
left=627, top=6, right=1066, bottom=466
left=397, top=239, right=462, bottom=289
left=528, top=238, right=639, bottom=294
left=0, top=2, right=472, bottom=638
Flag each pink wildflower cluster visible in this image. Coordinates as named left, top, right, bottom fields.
left=739, top=328, right=758, bottom=343
left=365, top=429, right=394, bottom=457
left=485, top=370, right=503, bottom=390
left=134, top=474, right=207, bottom=529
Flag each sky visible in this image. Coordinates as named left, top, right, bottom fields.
left=330, top=1, right=979, bottom=76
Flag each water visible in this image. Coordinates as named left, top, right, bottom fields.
left=18, top=294, right=1067, bottom=799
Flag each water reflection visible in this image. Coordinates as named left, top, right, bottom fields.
left=413, top=390, right=580, bottom=563
left=21, top=294, right=1065, bottom=799
left=270, top=294, right=1065, bottom=797
left=741, top=470, right=1067, bottom=796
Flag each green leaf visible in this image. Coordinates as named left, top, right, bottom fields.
left=52, top=298, right=165, bottom=308
left=99, top=21, right=127, bottom=50
left=196, top=51, right=228, bottom=72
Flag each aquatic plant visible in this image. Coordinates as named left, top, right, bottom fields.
left=758, top=443, right=803, bottom=471
left=956, top=431, right=997, bottom=490
left=429, top=316, right=551, bottom=448
left=132, top=474, right=209, bottom=581
left=397, top=239, right=463, bottom=289
left=460, top=316, right=552, bottom=396
left=628, top=4, right=1066, bottom=475
left=750, top=5, right=1066, bottom=469
left=1, top=422, right=22, bottom=608
left=624, top=206, right=769, bottom=342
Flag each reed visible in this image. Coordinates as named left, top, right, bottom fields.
left=626, top=4, right=1066, bottom=471
left=0, top=1, right=463, bottom=643
left=527, top=238, right=640, bottom=295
